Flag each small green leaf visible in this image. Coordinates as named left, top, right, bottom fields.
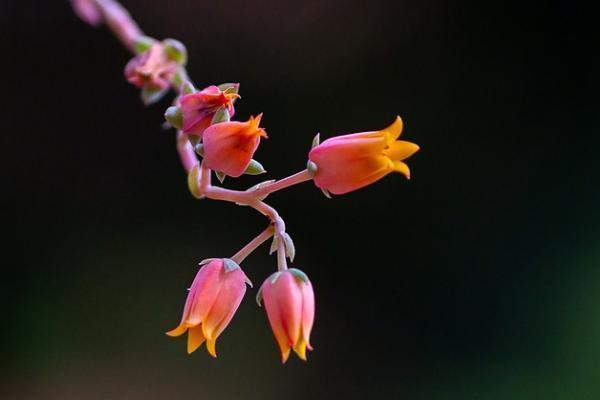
left=215, top=170, right=226, bottom=183
left=211, top=107, right=230, bottom=124
left=244, top=159, right=266, bottom=175
left=311, top=133, right=320, bottom=149
left=133, top=36, right=155, bottom=54
left=141, top=87, right=168, bottom=106
left=164, top=106, right=183, bottom=129
left=162, top=38, right=188, bottom=65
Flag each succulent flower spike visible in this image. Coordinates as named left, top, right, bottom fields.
left=179, top=84, right=240, bottom=137
left=258, top=269, right=315, bottom=363
left=124, top=42, right=179, bottom=91
left=308, top=116, right=419, bottom=195
left=166, top=259, right=250, bottom=357
left=202, top=114, right=267, bottom=178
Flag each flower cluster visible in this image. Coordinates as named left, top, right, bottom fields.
left=72, top=0, right=419, bottom=363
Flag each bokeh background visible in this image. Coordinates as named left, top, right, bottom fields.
left=1, top=0, right=599, bottom=399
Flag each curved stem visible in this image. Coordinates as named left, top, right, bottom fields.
left=230, top=225, right=275, bottom=264
left=252, top=169, right=313, bottom=198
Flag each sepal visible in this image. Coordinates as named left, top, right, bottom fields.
left=187, top=163, right=202, bottom=199
left=215, top=170, right=226, bottom=183
left=244, top=159, right=266, bottom=175
left=217, top=83, right=240, bottom=95
left=311, top=133, right=320, bottom=149
left=162, top=38, right=187, bottom=65
left=321, top=188, right=332, bottom=198
left=211, top=107, right=231, bottom=124
left=288, top=268, right=310, bottom=283
left=269, top=236, right=278, bottom=255
left=222, top=258, right=240, bottom=272
left=198, top=257, right=218, bottom=266
left=307, top=160, right=318, bottom=176
left=133, top=36, right=155, bottom=54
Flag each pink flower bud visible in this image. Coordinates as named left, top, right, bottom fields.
left=166, top=259, right=250, bottom=357
left=70, top=0, right=102, bottom=27
left=124, top=43, right=178, bottom=91
left=259, top=269, right=315, bottom=363
left=180, top=85, right=239, bottom=137
left=202, top=114, right=267, bottom=177
left=308, top=116, right=420, bottom=194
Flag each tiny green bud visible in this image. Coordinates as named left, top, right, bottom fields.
left=244, top=159, right=266, bottom=175
left=162, top=38, right=187, bottom=65
left=164, top=106, right=183, bottom=129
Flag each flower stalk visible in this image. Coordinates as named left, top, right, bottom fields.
left=230, top=226, right=275, bottom=264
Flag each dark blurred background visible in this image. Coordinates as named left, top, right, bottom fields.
left=1, top=0, right=599, bottom=399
